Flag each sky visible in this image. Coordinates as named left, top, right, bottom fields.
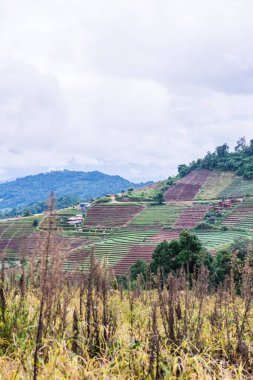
left=1, top=0, right=253, bottom=183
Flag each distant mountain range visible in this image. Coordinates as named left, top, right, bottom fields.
left=0, top=170, right=152, bottom=216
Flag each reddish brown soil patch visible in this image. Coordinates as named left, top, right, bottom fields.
left=114, top=245, right=155, bottom=275
left=164, top=170, right=211, bottom=201
left=146, top=229, right=181, bottom=243
left=85, top=205, right=145, bottom=228
left=173, top=204, right=209, bottom=229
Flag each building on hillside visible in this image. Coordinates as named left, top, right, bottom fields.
left=80, top=202, right=91, bottom=212
left=67, top=216, right=84, bottom=225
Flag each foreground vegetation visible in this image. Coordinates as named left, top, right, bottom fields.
left=0, top=230, right=252, bottom=379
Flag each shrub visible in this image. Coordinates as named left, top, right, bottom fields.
left=33, top=219, right=39, bottom=227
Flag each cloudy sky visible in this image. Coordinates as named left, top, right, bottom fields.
left=0, top=0, right=253, bottom=183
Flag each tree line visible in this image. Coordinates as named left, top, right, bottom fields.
left=178, top=137, right=253, bottom=179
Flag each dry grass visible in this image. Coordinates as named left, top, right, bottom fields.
left=195, top=172, right=235, bottom=200
left=0, top=266, right=252, bottom=379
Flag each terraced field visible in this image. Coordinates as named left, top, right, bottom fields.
left=129, top=204, right=186, bottom=228
left=194, top=229, right=253, bottom=250
left=0, top=217, right=41, bottom=265
left=164, top=170, right=211, bottom=201
left=59, top=172, right=253, bottom=273
left=114, top=245, right=156, bottom=274
left=174, top=204, right=210, bottom=229
left=144, top=204, right=210, bottom=243
left=219, top=177, right=253, bottom=198
left=66, top=228, right=158, bottom=272
left=146, top=228, right=181, bottom=243
left=84, top=202, right=209, bottom=273
left=4, top=170, right=253, bottom=274
left=84, top=204, right=145, bottom=227
left=195, top=171, right=235, bottom=200
left=221, top=198, right=253, bottom=229
left=0, top=218, right=37, bottom=239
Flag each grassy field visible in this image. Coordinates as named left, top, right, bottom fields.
left=195, top=171, right=235, bottom=200
left=129, top=204, right=186, bottom=227
left=0, top=258, right=252, bottom=380
left=219, top=177, right=253, bottom=198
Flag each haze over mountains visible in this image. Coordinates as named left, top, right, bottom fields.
left=0, top=170, right=152, bottom=214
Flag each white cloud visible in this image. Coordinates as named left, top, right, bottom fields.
left=0, top=0, right=253, bottom=182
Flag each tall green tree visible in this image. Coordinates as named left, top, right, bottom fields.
left=156, top=192, right=164, bottom=205
left=150, top=230, right=211, bottom=277
left=216, top=143, right=229, bottom=157
left=130, top=259, right=148, bottom=281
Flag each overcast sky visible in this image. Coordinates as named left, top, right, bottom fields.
left=1, top=0, right=253, bottom=183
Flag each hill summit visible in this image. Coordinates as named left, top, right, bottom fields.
left=0, top=170, right=152, bottom=215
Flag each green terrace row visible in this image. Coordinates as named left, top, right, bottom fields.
left=129, top=204, right=186, bottom=226
left=194, top=229, right=253, bottom=250
left=222, top=215, right=253, bottom=230
left=221, top=197, right=253, bottom=229
left=63, top=229, right=158, bottom=271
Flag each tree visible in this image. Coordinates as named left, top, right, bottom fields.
left=235, top=136, right=246, bottom=152
left=33, top=219, right=39, bottom=227
left=23, top=209, right=32, bottom=217
left=249, top=139, right=253, bottom=154
left=176, top=230, right=204, bottom=273
left=130, top=259, right=148, bottom=281
left=178, top=164, right=190, bottom=178
left=201, top=151, right=216, bottom=169
left=156, top=192, right=164, bottom=205
left=116, top=274, right=128, bottom=289
left=212, top=249, right=232, bottom=285
left=150, top=240, right=180, bottom=275
left=166, top=177, right=174, bottom=186
left=230, top=238, right=253, bottom=263
left=216, top=143, right=229, bottom=158
left=150, top=231, right=211, bottom=277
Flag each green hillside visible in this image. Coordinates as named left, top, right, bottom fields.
left=0, top=170, right=151, bottom=217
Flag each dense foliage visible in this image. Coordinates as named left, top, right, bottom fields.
left=213, top=238, right=253, bottom=287
left=150, top=230, right=212, bottom=276
left=178, top=137, right=253, bottom=179
left=0, top=233, right=252, bottom=379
